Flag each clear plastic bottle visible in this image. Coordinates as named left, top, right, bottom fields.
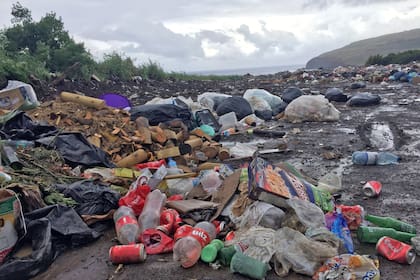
left=200, top=170, right=222, bottom=194
left=376, top=152, right=400, bottom=165
left=113, top=206, right=140, bottom=245
left=138, top=189, right=167, bottom=234
left=173, top=221, right=216, bottom=268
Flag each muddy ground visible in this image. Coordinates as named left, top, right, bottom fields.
left=33, top=77, right=420, bottom=280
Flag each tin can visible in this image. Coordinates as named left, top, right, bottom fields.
left=363, top=181, right=382, bottom=197
left=109, top=244, right=147, bottom=264
left=376, top=236, right=416, bottom=264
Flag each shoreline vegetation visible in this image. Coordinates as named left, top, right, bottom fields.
left=1, top=3, right=419, bottom=86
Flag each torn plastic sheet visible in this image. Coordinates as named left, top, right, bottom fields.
left=37, top=132, right=115, bottom=168
left=0, top=205, right=101, bottom=280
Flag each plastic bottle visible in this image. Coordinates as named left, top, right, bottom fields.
left=376, top=152, right=400, bottom=165
left=166, top=158, right=183, bottom=175
left=365, top=214, right=416, bottom=234
left=173, top=221, right=216, bottom=268
left=230, top=251, right=269, bottom=280
left=200, top=170, right=222, bottom=194
left=352, top=151, right=399, bottom=165
left=113, top=206, right=140, bottom=245
left=331, top=207, right=354, bottom=253
left=357, top=226, right=416, bottom=244
left=352, top=151, right=378, bottom=165
left=217, top=245, right=237, bottom=266
left=200, top=239, right=224, bottom=263
left=138, top=189, right=167, bottom=234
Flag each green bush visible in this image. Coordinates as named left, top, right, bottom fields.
left=138, top=60, right=166, bottom=81
left=366, top=49, right=420, bottom=66
left=97, top=52, right=139, bottom=81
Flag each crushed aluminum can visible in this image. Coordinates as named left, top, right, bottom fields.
left=363, top=181, right=382, bottom=197
left=376, top=236, right=416, bottom=264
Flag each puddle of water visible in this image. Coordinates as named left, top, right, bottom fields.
left=336, top=128, right=356, bottom=134
left=370, top=123, right=394, bottom=150
left=366, top=105, right=406, bottom=118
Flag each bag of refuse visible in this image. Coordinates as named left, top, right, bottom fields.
left=0, top=80, right=40, bottom=112
left=346, top=92, right=381, bottom=106
left=197, top=92, right=231, bottom=110
left=281, top=197, right=326, bottom=233
left=129, top=104, right=193, bottom=128
left=313, top=254, right=380, bottom=280
left=0, top=205, right=100, bottom=280
left=243, top=89, right=286, bottom=115
left=324, top=88, right=347, bottom=102
left=237, top=201, right=285, bottom=230
left=215, top=96, right=253, bottom=121
left=145, top=96, right=190, bottom=109
left=284, top=95, right=340, bottom=123
left=244, top=95, right=273, bottom=120
left=274, top=227, right=338, bottom=277
left=53, top=179, right=120, bottom=216
left=282, top=87, right=304, bottom=103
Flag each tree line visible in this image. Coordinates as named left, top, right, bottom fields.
left=0, top=2, right=168, bottom=85
left=365, top=50, right=420, bottom=66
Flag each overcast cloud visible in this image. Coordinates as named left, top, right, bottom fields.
left=0, top=0, right=419, bottom=72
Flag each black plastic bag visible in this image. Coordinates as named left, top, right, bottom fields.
left=282, top=87, right=304, bottom=103
left=54, top=180, right=120, bottom=216
left=0, top=205, right=100, bottom=280
left=215, top=96, right=253, bottom=120
left=254, top=110, right=273, bottom=121
left=350, top=81, right=366, bottom=89
left=325, top=88, right=348, bottom=102
left=347, top=92, right=381, bottom=106
left=272, top=101, right=288, bottom=115
left=130, top=104, right=193, bottom=128
left=0, top=111, right=57, bottom=140
left=36, top=132, right=115, bottom=168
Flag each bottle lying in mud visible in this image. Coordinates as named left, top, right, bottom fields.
left=352, top=151, right=400, bottom=165
left=365, top=214, right=417, bottom=234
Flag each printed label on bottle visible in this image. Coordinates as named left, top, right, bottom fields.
left=115, top=216, right=138, bottom=232
left=190, top=228, right=211, bottom=247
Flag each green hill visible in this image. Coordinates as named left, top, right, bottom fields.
left=306, top=28, right=420, bottom=69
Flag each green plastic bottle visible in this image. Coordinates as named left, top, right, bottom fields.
left=365, top=214, right=417, bottom=234
left=230, top=251, right=269, bottom=280
left=357, top=226, right=416, bottom=244
left=217, top=245, right=236, bottom=266
left=200, top=239, right=224, bottom=263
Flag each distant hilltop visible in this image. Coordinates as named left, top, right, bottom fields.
left=306, top=28, right=420, bottom=69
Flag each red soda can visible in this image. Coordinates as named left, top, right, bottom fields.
left=109, top=244, right=147, bottom=264
left=363, top=181, right=382, bottom=197
left=376, top=236, right=416, bottom=264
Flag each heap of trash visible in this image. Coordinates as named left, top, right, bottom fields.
left=0, top=69, right=418, bottom=280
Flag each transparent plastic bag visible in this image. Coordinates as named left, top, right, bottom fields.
left=197, top=92, right=231, bottom=110
left=284, top=95, right=340, bottom=123
left=235, top=226, right=276, bottom=264
left=274, top=227, right=338, bottom=277
left=281, top=197, right=326, bottom=233
left=238, top=201, right=285, bottom=230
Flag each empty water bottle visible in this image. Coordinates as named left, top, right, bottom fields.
left=113, top=206, right=140, bottom=245
left=352, top=151, right=378, bottom=165
left=138, top=189, right=166, bottom=234
left=376, top=152, right=400, bottom=165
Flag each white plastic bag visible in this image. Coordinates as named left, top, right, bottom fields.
left=197, top=92, right=231, bottom=110
left=284, top=95, right=340, bottom=122
left=243, top=89, right=284, bottom=110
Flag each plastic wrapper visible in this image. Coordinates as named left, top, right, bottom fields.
left=284, top=95, right=340, bottom=123
left=313, top=254, right=380, bottom=280
left=273, top=227, right=338, bottom=277
left=235, top=226, right=276, bottom=264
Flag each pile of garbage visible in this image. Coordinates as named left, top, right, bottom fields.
left=0, top=77, right=418, bottom=280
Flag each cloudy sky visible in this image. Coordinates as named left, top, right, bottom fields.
left=0, top=0, right=419, bottom=72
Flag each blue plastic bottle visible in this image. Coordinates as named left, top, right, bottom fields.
left=352, top=151, right=378, bottom=165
